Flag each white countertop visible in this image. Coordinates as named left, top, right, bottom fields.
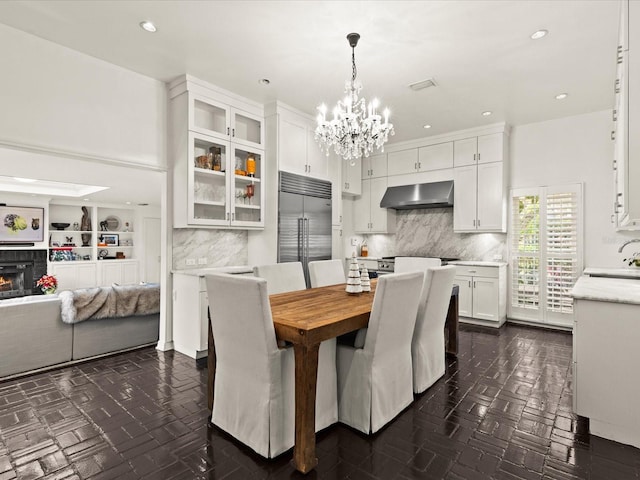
left=448, top=260, right=508, bottom=267
left=172, top=266, right=253, bottom=276
left=571, top=275, right=640, bottom=305
left=583, top=267, right=640, bottom=279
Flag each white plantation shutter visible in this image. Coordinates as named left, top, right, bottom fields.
left=509, top=185, right=582, bottom=327
left=511, top=192, right=540, bottom=315
left=546, top=190, right=579, bottom=315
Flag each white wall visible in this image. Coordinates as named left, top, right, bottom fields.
left=0, top=23, right=166, bottom=169
left=510, top=109, right=635, bottom=268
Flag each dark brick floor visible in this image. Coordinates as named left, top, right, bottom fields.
left=1, top=323, right=640, bottom=479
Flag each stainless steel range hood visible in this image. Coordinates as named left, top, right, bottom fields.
left=379, top=180, right=454, bottom=209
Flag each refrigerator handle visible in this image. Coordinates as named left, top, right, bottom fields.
left=304, top=218, right=310, bottom=264
left=297, top=217, right=303, bottom=262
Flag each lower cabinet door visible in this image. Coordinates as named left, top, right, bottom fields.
left=454, top=275, right=473, bottom=317
left=472, top=277, right=499, bottom=321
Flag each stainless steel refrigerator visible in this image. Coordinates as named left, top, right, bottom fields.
left=278, top=171, right=332, bottom=286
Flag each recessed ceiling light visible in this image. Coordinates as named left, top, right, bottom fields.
left=531, top=29, right=548, bottom=40
left=13, top=177, right=37, bottom=183
left=125, top=201, right=131, bottom=205
left=139, top=21, right=157, bottom=33
left=258, top=78, right=270, bottom=86
left=482, top=111, right=492, bottom=116
left=555, top=93, right=568, bottom=100
left=84, top=198, right=90, bottom=201
left=423, top=124, right=432, bottom=129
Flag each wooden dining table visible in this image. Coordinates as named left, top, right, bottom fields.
left=206, top=279, right=459, bottom=474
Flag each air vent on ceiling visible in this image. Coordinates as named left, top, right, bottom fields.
left=409, top=78, right=437, bottom=91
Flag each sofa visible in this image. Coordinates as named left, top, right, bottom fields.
left=0, top=284, right=160, bottom=379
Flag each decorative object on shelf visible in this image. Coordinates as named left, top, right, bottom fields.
left=73, top=222, right=80, bottom=231
left=121, top=238, right=133, bottom=246
left=346, top=256, right=363, bottom=294
left=315, top=32, right=394, bottom=163
left=104, top=216, right=120, bottom=231
left=98, top=249, right=109, bottom=259
left=101, top=234, right=119, bottom=246
left=51, top=223, right=70, bottom=230
left=37, top=274, right=57, bottom=295
left=246, top=153, right=256, bottom=177
left=210, top=146, right=223, bottom=171
left=360, top=266, right=371, bottom=292
left=81, top=206, right=91, bottom=246
left=245, top=184, right=255, bottom=205
left=195, top=154, right=212, bottom=169
left=64, top=236, right=75, bottom=246
left=124, top=222, right=130, bottom=232
left=116, top=252, right=125, bottom=259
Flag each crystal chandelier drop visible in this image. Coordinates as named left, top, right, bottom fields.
left=315, top=33, right=394, bottom=162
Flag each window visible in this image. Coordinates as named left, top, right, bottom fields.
left=509, top=185, right=582, bottom=327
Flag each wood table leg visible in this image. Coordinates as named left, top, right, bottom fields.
left=207, top=308, right=216, bottom=412
left=291, top=342, right=320, bottom=474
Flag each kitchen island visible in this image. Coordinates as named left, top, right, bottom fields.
left=571, top=274, right=640, bottom=449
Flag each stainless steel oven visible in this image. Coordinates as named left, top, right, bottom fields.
left=377, top=256, right=459, bottom=274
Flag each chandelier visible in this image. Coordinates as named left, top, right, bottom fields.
left=315, top=33, right=394, bottom=162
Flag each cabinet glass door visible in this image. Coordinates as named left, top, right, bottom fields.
left=232, top=109, right=263, bottom=150
left=191, top=94, right=230, bottom=140
left=230, top=145, right=263, bottom=227
left=189, top=132, right=230, bottom=226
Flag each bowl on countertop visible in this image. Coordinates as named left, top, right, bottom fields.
left=51, top=223, right=70, bottom=230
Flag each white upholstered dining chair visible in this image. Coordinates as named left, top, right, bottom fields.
left=395, top=256, right=442, bottom=273
left=336, top=271, right=423, bottom=434
left=308, top=259, right=346, bottom=288
left=253, top=262, right=306, bottom=295
left=411, top=265, right=456, bottom=394
left=205, top=273, right=338, bottom=458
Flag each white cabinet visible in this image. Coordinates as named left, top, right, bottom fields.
left=272, top=103, right=329, bottom=180
left=573, top=298, right=640, bottom=449
left=98, top=260, right=139, bottom=286
left=342, top=157, right=362, bottom=196
left=613, top=0, right=640, bottom=229
left=331, top=225, right=343, bottom=260
left=454, top=161, right=506, bottom=232
left=387, top=143, right=453, bottom=176
left=453, top=264, right=506, bottom=326
left=172, top=272, right=208, bottom=360
left=330, top=155, right=343, bottom=225
left=354, top=177, right=396, bottom=233
left=171, top=76, right=265, bottom=229
left=50, top=263, right=97, bottom=291
left=453, top=133, right=504, bottom=167
left=362, top=153, right=388, bottom=179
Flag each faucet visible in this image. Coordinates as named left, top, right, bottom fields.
left=618, top=238, right=640, bottom=253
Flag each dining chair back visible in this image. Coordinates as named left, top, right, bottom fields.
left=206, top=273, right=337, bottom=458
left=336, top=271, right=423, bottom=434
left=253, top=262, right=306, bottom=295
left=412, top=265, right=456, bottom=393
left=308, top=259, right=346, bottom=288
left=395, top=256, right=442, bottom=273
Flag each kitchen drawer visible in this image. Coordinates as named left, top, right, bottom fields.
left=454, top=265, right=499, bottom=278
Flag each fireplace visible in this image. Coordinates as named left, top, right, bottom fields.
left=0, top=250, right=47, bottom=298
left=0, top=262, right=33, bottom=299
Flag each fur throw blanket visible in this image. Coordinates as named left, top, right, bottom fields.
left=59, top=284, right=160, bottom=324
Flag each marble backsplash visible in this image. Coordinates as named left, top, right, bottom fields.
left=365, top=208, right=507, bottom=261
left=172, top=229, right=247, bottom=270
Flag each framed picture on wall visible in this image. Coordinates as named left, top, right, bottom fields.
left=102, top=234, right=119, bottom=246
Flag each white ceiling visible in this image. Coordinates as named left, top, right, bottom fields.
left=0, top=0, right=620, bottom=204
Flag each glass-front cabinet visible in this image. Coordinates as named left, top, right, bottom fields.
left=171, top=74, right=265, bottom=229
